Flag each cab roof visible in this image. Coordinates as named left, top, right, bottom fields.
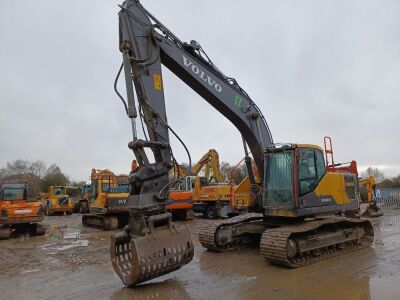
left=264, top=143, right=323, bottom=152
left=1, top=183, right=27, bottom=189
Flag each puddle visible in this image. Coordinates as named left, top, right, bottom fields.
left=378, top=214, right=400, bottom=232
left=41, top=240, right=89, bottom=254
left=47, top=224, right=81, bottom=241
left=20, top=269, right=40, bottom=275
left=370, top=276, right=400, bottom=299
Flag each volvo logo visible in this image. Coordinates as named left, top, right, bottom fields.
left=182, top=55, right=222, bottom=92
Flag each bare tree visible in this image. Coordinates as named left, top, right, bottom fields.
left=361, top=167, right=385, bottom=183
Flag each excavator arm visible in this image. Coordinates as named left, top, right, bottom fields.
left=191, top=149, right=224, bottom=182
left=111, top=0, right=273, bottom=287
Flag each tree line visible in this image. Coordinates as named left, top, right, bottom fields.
left=0, top=160, right=70, bottom=197
left=361, top=167, right=400, bottom=188
left=1, top=160, right=399, bottom=198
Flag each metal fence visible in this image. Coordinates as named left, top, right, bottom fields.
left=375, top=187, right=400, bottom=209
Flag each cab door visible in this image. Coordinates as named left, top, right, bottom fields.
left=297, top=148, right=327, bottom=208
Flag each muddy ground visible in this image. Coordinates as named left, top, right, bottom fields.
left=1, top=211, right=400, bottom=300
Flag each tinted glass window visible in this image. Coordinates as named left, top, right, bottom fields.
left=2, top=188, right=24, bottom=200
left=315, top=150, right=326, bottom=181
left=53, top=187, right=65, bottom=195
left=298, top=149, right=318, bottom=196
left=265, top=152, right=293, bottom=207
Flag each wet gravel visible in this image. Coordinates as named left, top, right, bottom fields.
left=1, top=211, right=400, bottom=299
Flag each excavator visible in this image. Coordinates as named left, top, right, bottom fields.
left=359, top=176, right=383, bottom=217
left=81, top=169, right=130, bottom=230
left=168, top=149, right=225, bottom=219
left=0, top=183, right=46, bottom=239
left=110, top=1, right=374, bottom=287
left=165, top=163, right=191, bottom=219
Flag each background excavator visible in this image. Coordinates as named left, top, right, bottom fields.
left=169, top=149, right=255, bottom=219
left=359, top=176, right=383, bottom=217
left=110, top=0, right=374, bottom=287
left=0, top=183, right=46, bottom=239
left=168, top=149, right=226, bottom=219
left=81, top=168, right=130, bottom=230
left=167, top=149, right=232, bottom=219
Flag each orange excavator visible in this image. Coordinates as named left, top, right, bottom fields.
left=0, top=183, right=46, bottom=239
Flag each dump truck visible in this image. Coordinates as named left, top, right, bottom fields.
left=0, top=183, right=46, bottom=239
left=43, top=186, right=74, bottom=215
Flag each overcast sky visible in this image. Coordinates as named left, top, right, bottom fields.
left=1, top=0, right=399, bottom=181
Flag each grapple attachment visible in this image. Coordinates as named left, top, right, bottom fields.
left=110, top=214, right=193, bottom=287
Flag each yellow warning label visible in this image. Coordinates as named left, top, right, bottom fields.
left=153, top=74, right=162, bottom=90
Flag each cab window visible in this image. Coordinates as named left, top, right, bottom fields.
left=265, top=151, right=294, bottom=207
left=298, top=149, right=326, bottom=196
left=298, top=149, right=318, bottom=196
left=2, top=188, right=25, bottom=200
left=315, top=150, right=326, bottom=181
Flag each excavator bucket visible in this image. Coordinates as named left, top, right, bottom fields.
left=111, top=222, right=193, bottom=286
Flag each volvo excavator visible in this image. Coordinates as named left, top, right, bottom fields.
left=110, top=1, right=374, bottom=287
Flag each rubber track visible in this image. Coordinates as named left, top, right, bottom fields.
left=199, top=213, right=264, bottom=251
left=260, top=217, right=374, bottom=268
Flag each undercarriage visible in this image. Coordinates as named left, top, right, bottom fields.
left=0, top=222, right=46, bottom=240
left=82, top=213, right=129, bottom=230
left=199, top=213, right=374, bottom=267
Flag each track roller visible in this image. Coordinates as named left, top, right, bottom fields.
left=260, top=217, right=374, bottom=268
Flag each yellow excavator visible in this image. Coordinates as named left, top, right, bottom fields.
left=191, top=152, right=254, bottom=219
left=167, top=149, right=223, bottom=219
left=168, top=149, right=254, bottom=219
left=81, top=169, right=130, bottom=230
left=359, top=176, right=383, bottom=217
left=109, top=1, right=374, bottom=287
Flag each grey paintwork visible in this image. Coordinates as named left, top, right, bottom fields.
left=118, top=0, right=273, bottom=212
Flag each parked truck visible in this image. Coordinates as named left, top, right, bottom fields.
left=42, top=186, right=74, bottom=215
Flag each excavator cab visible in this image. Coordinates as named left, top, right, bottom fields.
left=263, top=144, right=359, bottom=217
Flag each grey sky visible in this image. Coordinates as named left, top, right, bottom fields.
left=0, top=0, right=399, bottom=181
